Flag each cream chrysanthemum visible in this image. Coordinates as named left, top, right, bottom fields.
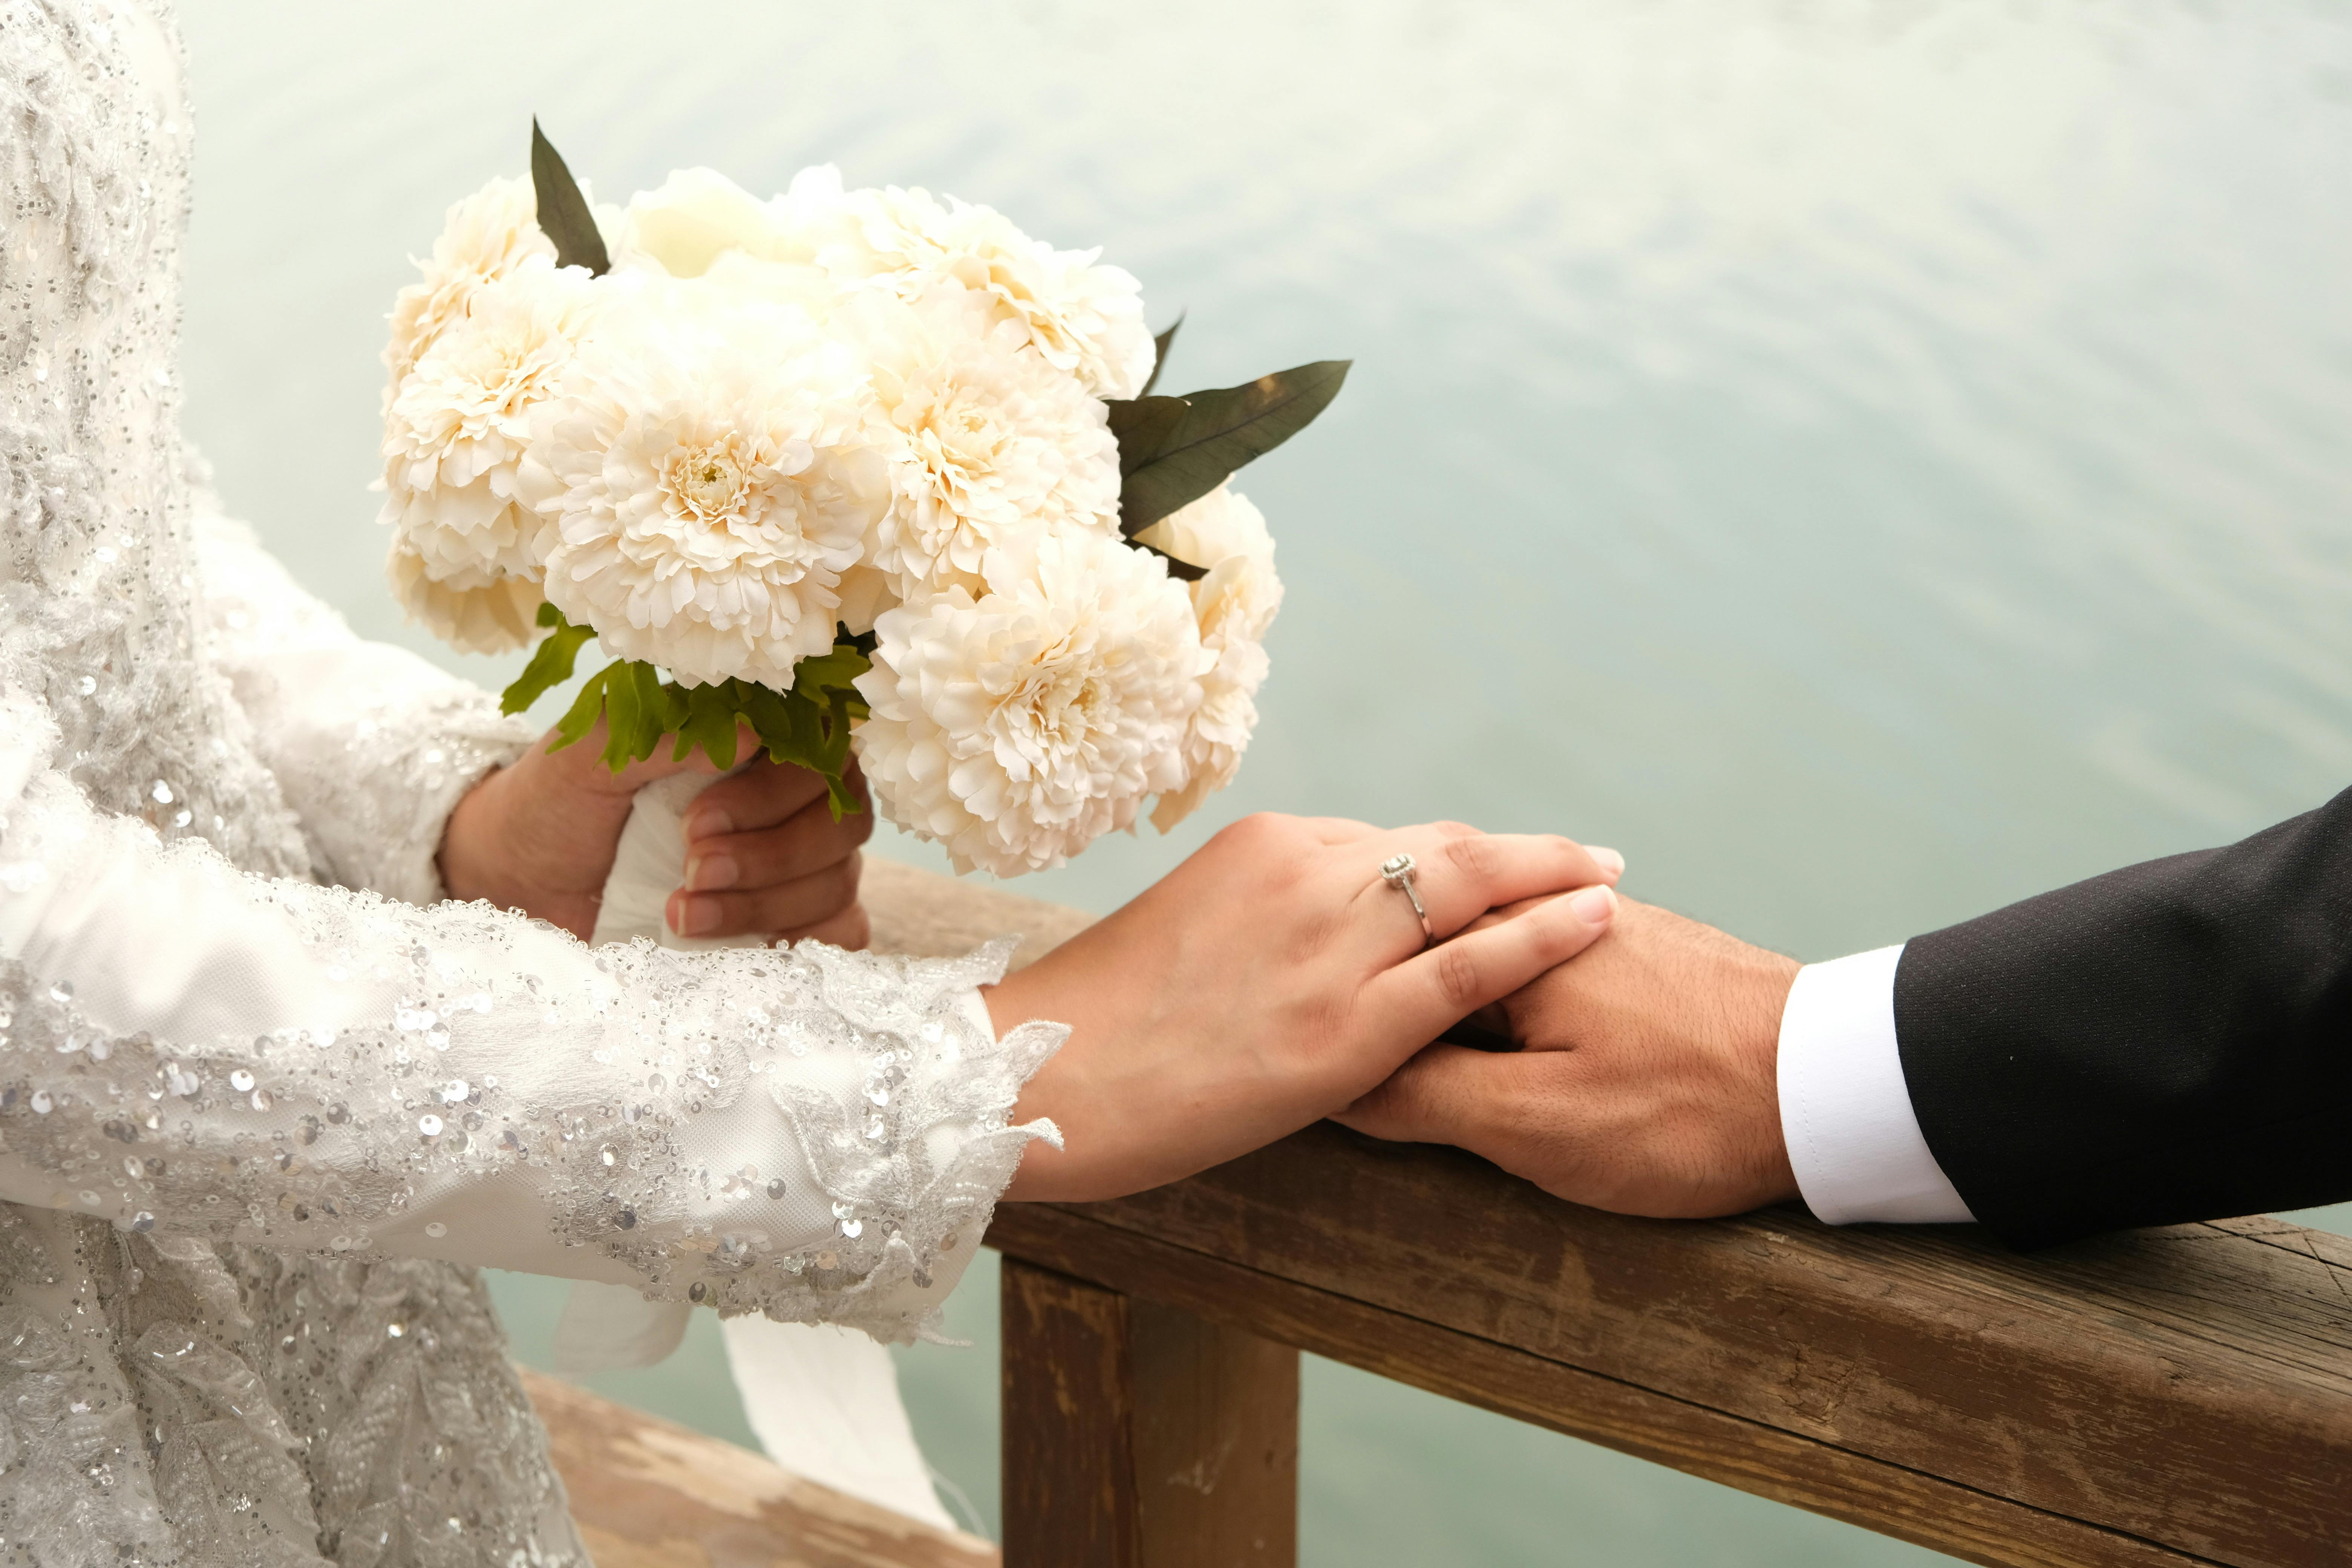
left=525, top=283, right=889, bottom=688
left=384, top=175, right=558, bottom=389
left=380, top=260, right=594, bottom=598
left=611, top=165, right=823, bottom=278
left=386, top=539, right=545, bottom=656
left=845, top=288, right=1120, bottom=597
left=824, top=184, right=1154, bottom=400
left=1134, top=485, right=1283, bottom=831
left=853, top=527, right=1207, bottom=876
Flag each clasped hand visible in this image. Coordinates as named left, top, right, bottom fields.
left=441, top=732, right=1763, bottom=1220
left=1337, top=896, right=1804, bottom=1218
left=994, top=816, right=1624, bottom=1201
left=439, top=721, right=872, bottom=946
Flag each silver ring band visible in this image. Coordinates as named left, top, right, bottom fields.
left=1380, top=853, right=1435, bottom=948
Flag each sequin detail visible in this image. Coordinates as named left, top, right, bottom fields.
left=0, top=5, right=1065, bottom=1561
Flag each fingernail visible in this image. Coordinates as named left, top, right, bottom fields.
left=1588, top=846, right=1626, bottom=879
left=670, top=893, right=718, bottom=937
left=685, top=853, right=738, bottom=892
left=687, top=807, right=733, bottom=842
left=1568, top=884, right=1618, bottom=923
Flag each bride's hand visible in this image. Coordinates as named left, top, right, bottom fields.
left=437, top=723, right=873, bottom=946
left=990, top=814, right=1623, bottom=1202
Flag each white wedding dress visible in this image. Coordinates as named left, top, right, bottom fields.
left=0, top=5, right=1063, bottom=1563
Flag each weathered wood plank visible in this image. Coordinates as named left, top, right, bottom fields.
left=1000, top=1259, right=1301, bottom=1568
left=523, top=1369, right=999, bottom=1568
left=1001, top=1259, right=1142, bottom=1566
left=992, top=1131, right=2351, bottom=1568
left=990, top=1204, right=2224, bottom=1568
left=1129, top=1298, right=1298, bottom=1568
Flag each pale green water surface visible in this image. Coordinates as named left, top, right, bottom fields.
left=176, top=3, right=2352, bottom=1562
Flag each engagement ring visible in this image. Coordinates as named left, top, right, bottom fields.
left=1380, top=853, right=1435, bottom=948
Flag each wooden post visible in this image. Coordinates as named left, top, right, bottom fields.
left=1002, top=1256, right=1298, bottom=1568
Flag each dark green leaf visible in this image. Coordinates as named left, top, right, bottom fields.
left=498, top=603, right=599, bottom=715
left=1138, top=314, right=1184, bottom=398
left=1114, top=359, right=1352, bottom=535
left=530, top=118, right=611, bottom=277
left=1105, top=397, right=1191, bottom=480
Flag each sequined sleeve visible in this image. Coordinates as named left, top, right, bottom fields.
left=0, top=689, right=1065, bottom=1344
left=190, top=507, right=536, bottom=905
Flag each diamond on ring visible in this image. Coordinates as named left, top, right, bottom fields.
left=1380, top=853, right=1435, bottom=948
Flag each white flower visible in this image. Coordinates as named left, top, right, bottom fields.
left=384, top=175, right=557, bottom=388
left=525, top=279, right=889, bottom=688
left=825, top=184, right=1154, bottom=400
left=845, top=287, right=1120, bottom=597
left=611, top=166, right=813, bottom=278
left=853, top=527, right=1207, bottom=876
left=386, top=539, right=545, bottom=656
left=1134, top=485, right=1283, bottom=831
left=380, top=260, right=594, bottom=591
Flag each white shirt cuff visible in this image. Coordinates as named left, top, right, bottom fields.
left=1776, top=944, right=1975, bottom=1225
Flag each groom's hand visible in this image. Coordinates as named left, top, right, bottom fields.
left=438, top=723, right=873, bottom=946
left=1335, top=897, right=1802, bottom=1217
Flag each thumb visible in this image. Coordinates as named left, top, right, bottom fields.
left=1334, top=1043, right=1525, bottom=1149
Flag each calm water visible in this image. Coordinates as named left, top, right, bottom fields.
left=178, top=3, right=2352, bottom=1562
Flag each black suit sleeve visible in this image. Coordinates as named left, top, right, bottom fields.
left=1893, top=787, right=2352, bottom=1248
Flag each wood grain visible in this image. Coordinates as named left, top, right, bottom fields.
left=1130, top=1298, right=1299, bottom=1568
left=1001, top=1259, right=1142, bottom=1566
left=992, top=1204, right=2232, bottom=1568
left=862, top=860, right=2352, bottom=1568
left=1000, top=1260, right=1300, bottom=1568
left=524, top=1369, right=999, bottom=1568
left=1107, top=1130, right=2346, bottom=1563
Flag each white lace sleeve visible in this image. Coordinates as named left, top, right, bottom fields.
left=0, top=686, right=1063, bottom=1344
left=190, top=506, right=534, bottom=903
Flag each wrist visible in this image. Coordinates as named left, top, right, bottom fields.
left=436, top=765, right=508, bottom=905
left=1737, top=948, right=1803, bottom=1207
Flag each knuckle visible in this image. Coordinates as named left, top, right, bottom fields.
left=1431, top=819, right=1479, bottom=841
left=1444, top=832, right=1502, bottom=882
left=1434, top=944, right=1483, bottom=1010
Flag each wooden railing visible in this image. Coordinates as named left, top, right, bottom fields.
left=865, top=857, right=2352, bottom=1568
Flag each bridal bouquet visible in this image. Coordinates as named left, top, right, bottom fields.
left=378, top=123, right=1345, bottom=880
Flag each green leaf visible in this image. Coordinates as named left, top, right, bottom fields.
left=498, top=603, right=599, bottom=715
left=1138, top=314, right=1184, bottom=397
left=1113, top=359, right=1351, bottom=536
left=787, top=645, right=873, bottom=698
left=537, top=642, right=872, bottom=814
left=674, top=682, right=741, bottom=770
left=548, top=664, right=614, bottom=754
left=1106, top=397, right=1191, bottom=479
left=597, top=660, right=646, bottom=770
left=530, top=118, right=611, bottom=277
